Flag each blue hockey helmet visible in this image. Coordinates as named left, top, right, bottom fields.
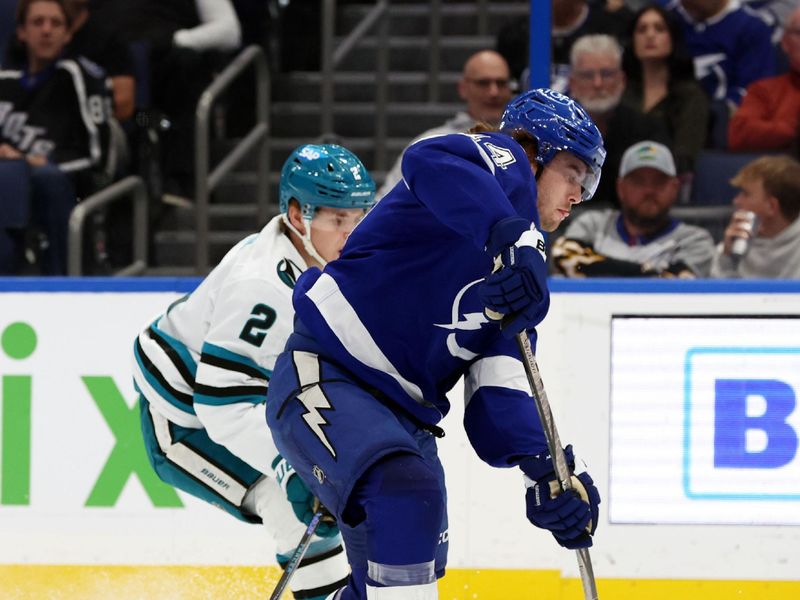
left=500, top=88, right=606, bottom=201
left=279, top=144, right=376, bottom=218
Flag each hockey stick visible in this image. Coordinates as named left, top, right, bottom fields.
left=269, top=511, right=323, bottom=600
left=516, top=330, right=599, bottom=600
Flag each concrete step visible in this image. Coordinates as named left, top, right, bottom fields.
left=338, top=2, right=527, bottom=37
left=152, top=229, right=253, bottom=268
left=209, top=136, right=408, bottom=176
left=270, top=101, right=463, bottom=137
left=335, top=35, right=495, bottom=71
left=272, top=71, right=463, bottom=104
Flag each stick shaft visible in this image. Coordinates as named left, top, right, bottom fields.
left=516, top=331, right=599, bottom=600
left=269, top=511, right=322, bottom=600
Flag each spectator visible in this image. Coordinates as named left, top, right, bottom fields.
left=568, top=34, right=670, bottom=206
left=497, top=0, right=633, bottom=91
left=93, top=0, right=242, bottom=202
left=710, top=154, right=800, bottom=277
left=377, top=49, right=512, bottom=197
left=668, top=0, right=776, bottom=108
left=0, top=0, right=111, bottom=275
left=622, top=3, right=709, bottom=173
left=728, top=6, right=800, bottom=152
left=552, top=140, right=714, bottom=276
left=741, top=0, right=792, bottom=30
left=64, top=0, right=134, bottom=122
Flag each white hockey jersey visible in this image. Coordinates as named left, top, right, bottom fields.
left=132, top=215, right=307, bottom=474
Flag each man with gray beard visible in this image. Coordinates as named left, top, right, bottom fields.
left=568, top=34, right=670, bottom=207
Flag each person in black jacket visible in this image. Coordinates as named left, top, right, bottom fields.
left=0, top=0, right=110, bottom=274
left=567, top=33, right=671, bottom=208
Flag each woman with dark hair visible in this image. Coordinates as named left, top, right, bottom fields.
left=622, top=3, right=708, bottom=174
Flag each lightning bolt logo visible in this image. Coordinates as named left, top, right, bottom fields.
left=434, top=279, right=490, bottom=360
left=292, top=351, right=337, bottom=458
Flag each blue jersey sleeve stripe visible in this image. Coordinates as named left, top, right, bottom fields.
left=133, top=338, right=196, bottom=412
left=200, top=350, right=271, bottom=381
left=150, top=320, right=198, bottom=379
left=201, top=342, right=271, bottom=380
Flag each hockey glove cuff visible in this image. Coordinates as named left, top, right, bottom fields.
left=479, top=216, right=550, bottom=338
left=519, top=445, right=600, bottom=550
left=272, top=455, right=338, bottom=538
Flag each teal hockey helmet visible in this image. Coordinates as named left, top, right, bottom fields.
left=279, top=144, right=376, bottom=218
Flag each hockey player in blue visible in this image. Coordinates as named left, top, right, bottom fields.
left=266, top=89, right=606, bottom=599
left=133, top=145, right=375, bottom=600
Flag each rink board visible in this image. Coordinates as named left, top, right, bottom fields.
left=1, top=278, right=799, bottom=599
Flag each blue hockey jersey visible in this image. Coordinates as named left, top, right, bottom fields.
left=667, top=0, right=776, bottom=105
left=291, top=132, right=549, bottom=467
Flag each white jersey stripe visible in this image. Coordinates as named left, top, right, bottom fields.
left=464, top=355, right=529, bottom=407
left=305, top=273, right=425, bottom=404
left=58, top=59, right=102, bottom=167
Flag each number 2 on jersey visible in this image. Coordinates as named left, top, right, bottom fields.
left=239, top=304, right=277, bottom=346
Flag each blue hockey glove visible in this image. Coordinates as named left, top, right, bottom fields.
left=519, top=445, right=600, bottom=550
left=479, top=216, right=550, bottom=338
left=272, top=455, right=338, bottom=538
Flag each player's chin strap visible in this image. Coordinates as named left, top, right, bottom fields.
left=281, top=213, right=328, bottom=267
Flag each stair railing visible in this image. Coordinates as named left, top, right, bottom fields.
left=319, top=1, right=490, bottom=174
left=195, top=44, right=270, bottom=274
left=320, top=0, right=389, bottom=170
left=67, top=175, right=148, bottom=276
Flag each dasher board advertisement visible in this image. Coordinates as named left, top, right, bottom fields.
left=610, top=315, right=800, bottom=526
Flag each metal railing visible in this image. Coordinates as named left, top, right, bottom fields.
left=318, top=1, right=491, bottom=171
left=67, top=175, right=148, bottom=276
left=195, top=44, right=270, bottom=273
left=321, top=0, right=390, bottom=169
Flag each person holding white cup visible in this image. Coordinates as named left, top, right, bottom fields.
left=711, top=155, right=800, bottom=278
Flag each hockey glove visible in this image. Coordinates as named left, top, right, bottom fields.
left=272, top=455, right=338, bottom=538
left=519, top=445, right=600, bottom=550
left=479, top=216, right=550, bottom=338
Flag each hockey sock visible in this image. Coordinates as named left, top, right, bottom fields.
left=343, top=452, right=444, bottom=594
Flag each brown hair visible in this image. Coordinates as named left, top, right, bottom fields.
left=468, top=122, right=540, bottom=168
left=731, top=155, right=800, bottom=222
left=15, top=0, right=72, bottom=27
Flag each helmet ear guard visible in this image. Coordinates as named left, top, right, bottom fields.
left=500, top=88, right=606, bottom=201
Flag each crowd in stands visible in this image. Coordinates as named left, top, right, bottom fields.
left=1, top=0, right=799, bottom=280
left=0, top=0, right=252, bottom=275
left=491, top=0, right=800, bottom=280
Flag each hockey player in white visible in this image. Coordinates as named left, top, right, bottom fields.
left=132, top=144, right=376, bottom=600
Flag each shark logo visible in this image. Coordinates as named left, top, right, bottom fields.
left=434, top=279, right=490, bottom=360
left=293, top=351, right=337, bottom=458
left=277, top=258, right=303, bottom=289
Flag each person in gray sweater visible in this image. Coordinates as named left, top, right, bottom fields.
left=552, top=140, right=714, bottom=277
left=711, top=155, right=800, bottom=278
